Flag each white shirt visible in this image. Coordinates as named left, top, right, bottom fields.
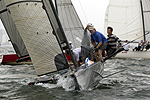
left=124, top=43, right=130, bottom=50
left=73, top=47, right=81, bottom=61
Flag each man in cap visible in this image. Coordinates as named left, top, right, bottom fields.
left=89, top=26, right=107, bottom=61
left=69, top=41, right=73, bottom=49
left=81, top=23, right=94, bottom=62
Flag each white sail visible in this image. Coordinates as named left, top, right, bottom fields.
left=141, top=0, right=150, bottom=41
left=104, top=0, right=144, bottom=41
left=104, top=6, right=109, bottom=36
left=56, top=0, right=84, bottom=48
left=3, top=0, right=65, bottom=76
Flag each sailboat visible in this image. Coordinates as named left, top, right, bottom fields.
left=104, top=0, right=150, bottom=59
left=0, top=1, right=32, bottom=64
left=0, top=0, right=105, bottom=90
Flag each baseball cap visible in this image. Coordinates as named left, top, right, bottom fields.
left=87, top=23, right=94, bottom=27
left=69, top=41, right=72, bottom=44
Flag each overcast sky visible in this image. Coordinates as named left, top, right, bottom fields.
left=0, top=0, right=109, bottom=33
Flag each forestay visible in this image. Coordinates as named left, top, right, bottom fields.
left=0, top=0, right=28, bottom=58
left=104, top=0, right=144, bottom=41
left=141, top=0, right=150, bottom=41
left=56, top=0, right=84, bottom=48
left=4, top=0, right=66, bottom=76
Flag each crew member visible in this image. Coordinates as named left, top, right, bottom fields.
left=89, top=26, right=107, bottom=61
left=81, top=23, right=94, bottom=62
left=123, top=40, right=130, bottom=51
left=107, top=27, right=120, bottom=56
left=72, top=47, right=81, bottom=67
left=145, top=42, right=150, bottom=51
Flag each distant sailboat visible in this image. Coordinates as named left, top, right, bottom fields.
left=0, top=1, right=31, bottom=64
left=104, top=0, right=150, bottom=59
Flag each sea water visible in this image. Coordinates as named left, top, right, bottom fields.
left=0, top=46, right=150, bottom=100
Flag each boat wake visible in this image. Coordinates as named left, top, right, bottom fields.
left=30, top=75, right=76, bottom=91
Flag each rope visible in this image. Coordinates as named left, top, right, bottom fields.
left=102, top=69, right=127, bottom=79
left=78, top=0, right=88, bottom=23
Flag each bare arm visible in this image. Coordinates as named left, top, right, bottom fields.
left=91, top=40, right=96, bottom=47
left=96, top=41, right=102, bottom=49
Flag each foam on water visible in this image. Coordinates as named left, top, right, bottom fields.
left=57, top=75, right=75, bottom=91
left=32, top=74, right=76, bottom=91
left=36, top=83, right=57, bottom=89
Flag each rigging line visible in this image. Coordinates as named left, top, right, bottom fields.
left=77, top=0, right=88, bottom=23
left=102, top=69, right=127, bottom=79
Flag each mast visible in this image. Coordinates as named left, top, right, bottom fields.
left=42, top=0, right=78, bottom=70
left=54, top=0, right=58, bottom=14
left=140, top=0, right=146, bottom=41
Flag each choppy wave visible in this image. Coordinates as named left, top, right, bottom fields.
left=1, top=46, right=150, bottom=100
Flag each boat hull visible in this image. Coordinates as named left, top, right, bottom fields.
left=75, top=61, right=104, bottom=90
left=115, top=50, right=150, bottom=59
left=1, top=54, right=32, bottom=65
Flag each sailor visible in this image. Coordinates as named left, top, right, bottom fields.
left=69, top=41, right=73, bottom=49
left=137, top=43, right=141, bottom=51
left=145, top=42, right=150, bottom=51
left=72, top=47, right=81, bottom=67
left=107, top=27, right=120, bottom=56
left=65, top=41, right=73, bottom=55
left=89, top=26, right=107, bottom=61
left=81, top=23, right=94, bottom=62
left=141, top=41, right=146, bottom=51
left=123, top=40, right=130, bottom=51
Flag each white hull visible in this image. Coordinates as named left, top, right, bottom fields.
left=115, top=50, right=150, bottom=59
left=75, top=61, right=104, bottom=90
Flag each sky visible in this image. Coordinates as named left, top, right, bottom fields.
left=0, top=0, right=109, bottom=33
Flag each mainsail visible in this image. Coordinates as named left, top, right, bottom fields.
left=3, top=0, right=69, bottom=76
left=104, top=0, right=144, bottom=41
left=56, top=0, right=84, bottom=48
left=0, top=0, right=28, bottom=58
left=141, top=0, right=150, bottom=41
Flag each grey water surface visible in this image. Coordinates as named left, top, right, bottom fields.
left=0, top=46, right=150, bottom=100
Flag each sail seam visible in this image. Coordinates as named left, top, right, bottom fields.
left=6, top=0, right=41, bottom=7
left=57, top=3, right=72, bottom=6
